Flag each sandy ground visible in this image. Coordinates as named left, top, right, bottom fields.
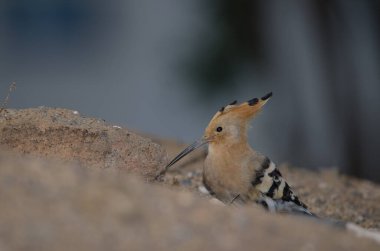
left=1, top=107, right=379, bottom=250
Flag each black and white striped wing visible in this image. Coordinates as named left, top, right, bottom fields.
left=252, top=158, right=313, bottom=215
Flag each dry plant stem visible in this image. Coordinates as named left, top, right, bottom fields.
left=0, top=82, right=16, bottom=114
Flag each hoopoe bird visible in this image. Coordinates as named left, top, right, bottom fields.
left=158, top=92, right=313, bottom=216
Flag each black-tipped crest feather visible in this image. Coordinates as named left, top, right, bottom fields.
left=248, top=98, right=259, bottom=106
left=229, top=100, right=237, bottom=106
left=261, top=92, right=273, bottom=101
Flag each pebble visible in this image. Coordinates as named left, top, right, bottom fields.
left=198, top=186, right=210, bottom=195
left=180, top=179, right=192, bottom=187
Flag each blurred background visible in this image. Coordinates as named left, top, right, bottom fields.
left=0, top=0, right=379, bottom=182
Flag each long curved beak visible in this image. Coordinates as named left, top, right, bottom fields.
left=155, top=138, right=209, bottom=180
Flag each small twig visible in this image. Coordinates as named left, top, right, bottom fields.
left=154, top=169, right=167, bottom=181
left=0, top=82, right=16, bottom=114
left=230, top=194, right=241, bottom=204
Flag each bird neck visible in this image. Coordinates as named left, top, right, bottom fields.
left=208, top=138, right=252, bottom=155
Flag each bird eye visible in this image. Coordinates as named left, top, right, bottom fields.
left=216, top=126, right=223, bottom=132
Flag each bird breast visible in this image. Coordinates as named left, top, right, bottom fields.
left=203, top=145, right=252, bottom=202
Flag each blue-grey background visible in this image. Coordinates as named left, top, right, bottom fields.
left=1, top=0, right=380, bottom=182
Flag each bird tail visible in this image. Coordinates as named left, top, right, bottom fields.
left=256, top=197, right=316, bottom=217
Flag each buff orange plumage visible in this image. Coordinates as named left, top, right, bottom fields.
left=159, top=92, right=313, bottom=216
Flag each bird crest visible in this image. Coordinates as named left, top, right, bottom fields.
left=204, top=92, right=273, bottom=144
left=210, top=92, right=272, bottom=122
